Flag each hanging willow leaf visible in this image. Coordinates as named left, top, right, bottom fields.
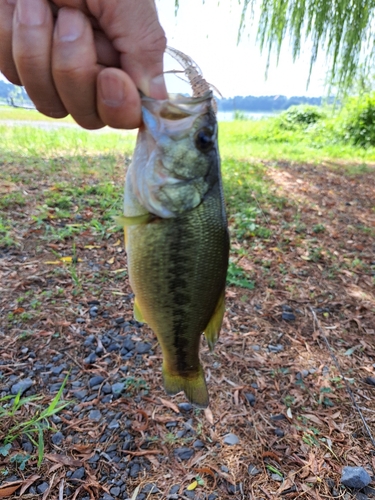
left=174, top=0, right=375, bottom=93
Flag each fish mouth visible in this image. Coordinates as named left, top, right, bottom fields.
left=140, top=91, right=214, bottom=122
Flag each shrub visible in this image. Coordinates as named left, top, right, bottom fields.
left=341, top=93, right=375, bottom=147
left=278, top=105, right=325, bottom=129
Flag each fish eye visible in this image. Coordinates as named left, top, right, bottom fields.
left=194, top=128, right=214, bottom=153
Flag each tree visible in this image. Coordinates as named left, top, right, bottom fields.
left=175, top=0, right=375, bottom=94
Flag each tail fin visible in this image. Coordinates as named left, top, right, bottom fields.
left=162, top=364, right=209, bottom=408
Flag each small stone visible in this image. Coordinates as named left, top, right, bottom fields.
left=89, top=306, right=99, bottom=318
left=142, top=483, right=159, bottom=494
left=364, top=377, right=375, bottom=387
left=101, top=494, right=114, bottom=500
left=135, top=342, right=151, bottom=354
left=223, top=433, right=239, bottom=445
left=355, top=493, right=369, bottom=500
left=76, top=317, right=86, bottom=324
left=245, top=393, right=256, bottom=406
left=208, top=495, right=218, bottom=500
left=271, top=414, right=286, bottom=421
left=37, top=482, right=49, bottom=494
left=178, top=403, right=193, bottom=413
left=51, top=365, right=65, bottom=375
left=22, top=440, right=33, bottom=453
left=268, top=344, right=284, bottom=352
left=282, top=311, right=296, bottom=321
left=51, top=432, right=64, bottom=445
left=282, top=305, right=293, bottom=312
left=89, top=376, right=105, bottom=387
left=221, top=466, right=229, bottom=473
left=129, top=463, right=141, bottom=477
left=165, top=421, right=177, bottom=428
left=274, top=428, right=285, bottom=438
left=88, top=410, right=102, bottom=421
left=84, top=353, right=97, bottom=364
left=112, top=382, right=125, bottom=395
left=341, top=466, right=371, bottom=489
left=193, top=440, right=205, bottom=449
left=11, top=378, right=33, bottom=395
left=73, top=390, right=88, bottom=400
left=71, top=467, right=85, bottom=480
left=49, top=383, right=63, bottom=393
left=174, top=447, right=194, bottom=460
left=108, top=420, right=120, bottom=430
left=248, top=464, right=261, bottom=476
left=110, top=487, right=121, bottom=497
left=107, top=343, right=120, bottom=352
left=123, top=338, right=135, bottom=351
left=271, top=473, right=283, bottom=482
left=183, top=491, right=195, bottom=499
left=169, top=485, right=180, bottom=495
left=115, top=317, right=125, bottom=324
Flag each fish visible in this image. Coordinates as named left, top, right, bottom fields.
left=119, top=49, right=229, bottom=408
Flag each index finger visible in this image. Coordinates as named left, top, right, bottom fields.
left=0, top=0, right=21, bottom=84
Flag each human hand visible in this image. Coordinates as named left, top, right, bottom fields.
left=0, top=0, right=167, bottom=129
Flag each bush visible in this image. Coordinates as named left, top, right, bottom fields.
left=341, top=93, right=375, bottom=147
left=277, top=105, right=325, bottom=129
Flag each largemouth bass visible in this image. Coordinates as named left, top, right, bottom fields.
left=121, top=55, right=229, bottom=408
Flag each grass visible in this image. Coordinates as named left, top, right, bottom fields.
left=0, top=104, right=74, bottom=123
left=0, top=376, right=70, bottom=468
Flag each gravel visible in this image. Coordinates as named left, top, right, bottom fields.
left=174, top=447, right=194, bottom=460
left=11, top=378, right=33, bottom=395
left=341, top=466, right=372, bottom=489
left=223, top=433, right=239, bottom=445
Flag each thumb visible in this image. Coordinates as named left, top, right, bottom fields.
left=88, top=0, right=168, bottom=99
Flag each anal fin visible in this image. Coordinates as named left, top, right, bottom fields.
left=204, top=289, right=225, bottom=351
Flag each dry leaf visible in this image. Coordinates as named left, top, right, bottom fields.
left=19, top=475, right=41, bottom=496
left=204, top=407, right=214, bottom=425
left=187, top=481, right=197, bottom=491
left=158, top=397, right=180, bottom=413
left=302, top=414, right=324, bottom=426
left=0, top=481, right=22, bottom=498
left=45, top=453, right=82, bottom=467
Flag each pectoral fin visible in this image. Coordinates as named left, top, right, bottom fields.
left=204, top=289, right=225, bottom=351
left=133, top=297, right=146, bottom=323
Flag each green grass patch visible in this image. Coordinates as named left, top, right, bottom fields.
left=0, top=105, right=74, bottom=123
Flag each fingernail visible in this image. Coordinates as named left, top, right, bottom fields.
left=99, top=74, right=124, bottom=107
left=16, top=0, right=47, bottom=26
left=57, top=9, right=84, bottom=42
left=149, top=74, right=168, bottom=99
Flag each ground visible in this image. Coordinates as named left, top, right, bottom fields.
left=0, top=151, right=375, bottom=500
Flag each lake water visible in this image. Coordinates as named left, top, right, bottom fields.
left=217, top=110, right=278, bottom=122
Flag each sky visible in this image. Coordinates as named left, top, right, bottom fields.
left=0, top=0, right=329, bottom=98
left=157, top=0, right=328, bottom=98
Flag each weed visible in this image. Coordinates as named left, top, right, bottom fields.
left=0, top=376, right=70, bottom=467
left=226, top=261, right=255, bottom=289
